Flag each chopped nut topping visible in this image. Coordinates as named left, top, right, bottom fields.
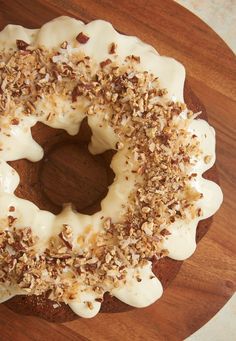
left=109, top=42, right=117, bottom=54
left=16, top=40, right=29, bottom=50
left=0, top=41, right=204, bottom=302
left=11, top=118, right=20, bottom=125
left=87, top=301, right=94, bottom=310
left=126, top=55, right=141, bottom=63
left=115, top=141, right=124, bottom=150
left=60, top=41, right=68, bottom=49
left=141, top=206, right=151, bottom=213
left=95, top=297, right=103, bottom=302
left=8, top=215, right=17, bottom=227
left=160, top=229, right=171, bottom=236
left=76, top=32, right=90, bottom=44
left=204, top=155, right=212, bottom=164
left=100, top=58, right=112, bottom=68
left=59, top=224, right=73, bottom=250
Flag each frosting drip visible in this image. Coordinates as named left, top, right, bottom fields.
left=0, top=17, right=223, bottom=317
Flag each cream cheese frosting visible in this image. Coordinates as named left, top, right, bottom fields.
left=0, top=16, right=223, bottom=318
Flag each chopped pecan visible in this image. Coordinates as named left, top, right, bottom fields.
left=95, top=297, right=103, bottom=302
left=100, top=59, right=112, bottom=68
left=60, top=41, right=68, bottom=49
left=76, top=32, right=90, bottom=44
left=58, top=232, right=72, bottom=250
left=160, top=229, right=171, bottom=236
left=84, top=263, right=97, bottom=272
left=71, top=85, right=83, bottom=102
left=109, top=42, right=117, bottom=54
left=11, top=118, right=19, bottom=125
left=16, top=40, right=29, bottom=50
left=8, top=216, right=17, bottom=227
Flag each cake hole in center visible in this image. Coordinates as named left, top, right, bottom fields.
left=8, top=119, right=116, bottom=215
left=41, top=142, right=114, bottom=214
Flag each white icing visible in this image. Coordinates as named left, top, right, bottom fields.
left=112, top=262, right=163, bottom=308
left=162, top=119, right=223, bottom=260
left=0, top=286, right=24, bottom=304
left=0, top=16, right=223, bottom=318
left=69, top=290, right=101, bottom=318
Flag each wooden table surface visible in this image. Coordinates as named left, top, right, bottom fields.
left=0, top=0, right=235, bottom=340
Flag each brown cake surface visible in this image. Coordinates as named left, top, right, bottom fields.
left=4, top=81, right=218, bottom=322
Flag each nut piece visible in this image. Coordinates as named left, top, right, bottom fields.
left=100, top=59, right=112, bottom=68
left=16, top=40, right=29, bottom=50
left=204, top=155, right=212, bottom=164
left=76, top=32, right=90, bottom=44
left=160, top=229, right=171, bottom=236
left=11, top=118, right=19, bottom=125
left=109, top=42, right=117, bottom=54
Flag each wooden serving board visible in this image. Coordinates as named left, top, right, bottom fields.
left=0, top=1, right=235, bottom=340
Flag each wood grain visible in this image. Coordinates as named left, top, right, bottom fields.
left=0, top=0, right=235, bottom=340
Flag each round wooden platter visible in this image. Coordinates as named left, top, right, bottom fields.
left=0, top=0, right=235, bottom=340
